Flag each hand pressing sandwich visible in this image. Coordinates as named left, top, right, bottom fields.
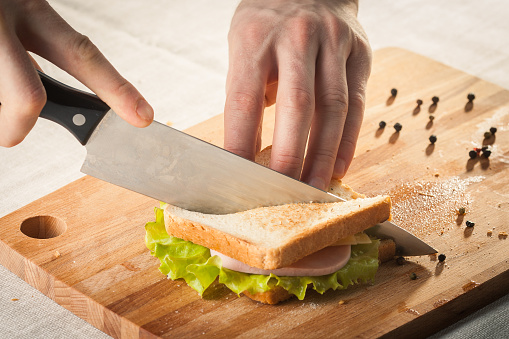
left=146, top=147, right=394, bottom=304
left=224, top=0, right=371, bottom=189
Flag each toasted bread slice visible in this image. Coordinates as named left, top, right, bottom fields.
left=164, top=196, right=390, bottom=270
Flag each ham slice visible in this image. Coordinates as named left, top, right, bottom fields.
left=211, top=245, right=351, bottom=277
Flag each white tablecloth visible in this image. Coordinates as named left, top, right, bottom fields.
left=1, top=1, right=509, bottom=337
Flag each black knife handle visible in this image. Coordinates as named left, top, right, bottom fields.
left=38, top=70, right=110, bottom=145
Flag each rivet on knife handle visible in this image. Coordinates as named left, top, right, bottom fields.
left=38, top=70, right=110, bottom=145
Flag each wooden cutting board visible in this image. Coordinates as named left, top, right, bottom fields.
left=1, top=47, right=508, bottom=338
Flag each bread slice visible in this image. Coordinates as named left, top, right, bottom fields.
left=164, top=146, right=391, bottom=270
left=164, top=196, right=390, bottom=269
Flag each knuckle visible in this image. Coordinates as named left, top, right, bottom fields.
left=326, top=18, right=352, bottom=46
left=112, top=78, right=135, bottom=98
left=223, top=145, right=255, bottom=161
left=352, top=40, right=373, bottom=73
left=312, top=148, right=337, bottom=164
left=272, top=152, right=303, bottom=176
left=230, top=18, right=266, bottom=47
left=317, top=88, right=348, bottom=115
left=17, top=0, right=46, bottom=13
left=226, top=90, right=264, bottom=116
left=288, top=15, right=319, bottom=49
left=20, top=82, right=47, bottom=118
left=283, top=87, right=314, bottom=113
left=357, top=38, right=372, bottom=58
left=324, top=14, right=344, bottom=40
left=340, top=134, right=358, bottom=152
left=348, top=91, right=366, bottom=112
left=68, top=33, right=101, bottom=64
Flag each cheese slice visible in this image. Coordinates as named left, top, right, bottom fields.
left=332, top=232, right=372, bottom=246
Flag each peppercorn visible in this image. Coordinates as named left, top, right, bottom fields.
left=410, top=272, right=417, bottom=280
left=458, top=207, right=466, bottom=215
left=416, top=99, right=423, bottom=106
left=468, top=150, right=477, bottom=159
left=391, top=88, right=398, bottom=97
left=482, top=149, right=492, bottom=158
left=432, top=96, right=439, bottom=104
left=394, top=122, right=402, bottom=132
left=490, top=127, right=497, bottom=135
left=429, top=135, right=437, bottom=144
left=438, top=254, right=446, bottom=262
left=467, top=93, right=475, bottom=102
left=484, top=131, right=492, bottom=139
left=396, top=256, right=406, bottom=265
left=379, top=120, right=386, bottom=129
left=466, top=220, right=475, bottom=227
left=429, top=115, right=435, bottom=121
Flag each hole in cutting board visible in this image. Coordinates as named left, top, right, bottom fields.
left=20, top=216, right=67, bottom=239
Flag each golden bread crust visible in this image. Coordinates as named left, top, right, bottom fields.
left=242, top=286, right=292, bottom=305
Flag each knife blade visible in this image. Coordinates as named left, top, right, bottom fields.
left=365, top=221, right=437, bottom=256
left=82, top=110, right=342, bottom=214
left=37, top=71, right=436, bottom=255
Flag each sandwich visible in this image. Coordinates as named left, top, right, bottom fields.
left=145, top=146, right=395, bottom=304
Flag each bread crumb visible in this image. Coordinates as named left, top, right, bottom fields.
left=54, top=251, right=61, bottom=258
left=338, top=300, right=346, bottom=305
left=434, top=173, right=440, bottom=177
left=487, top=230, right=493, bottom=237
left=11, top=298, right=19, bottom=301
left=499, top=232, right=508, bottom=239
left=166, top=121, right=173, bottom=126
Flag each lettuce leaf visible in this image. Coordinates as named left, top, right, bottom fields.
left=145, top=206, right=379, bottom=300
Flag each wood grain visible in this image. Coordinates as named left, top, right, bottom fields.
left=1, top=47, right=508, bottom=338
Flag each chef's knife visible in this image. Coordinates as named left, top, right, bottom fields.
left=38, top=71, right=436, bottom=256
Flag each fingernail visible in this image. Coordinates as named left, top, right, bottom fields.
left=309, top=177, right=326, bottom=191
left=136, top=99, right=154, bottom=122
left=333, top=160, right=346, bottom=179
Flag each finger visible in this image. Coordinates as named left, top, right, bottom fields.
left=0, top=29, right=46, bottom=147
left=223, top=40, right=269, bottom=160
left=271, top=36, right=318, bottom=179
left=301, top=46, right=350, bottom=190
left=28, top=52, right=43, bottom=72
left=20, top=3, right=153, bottom=127
left=255, top=113, right=264, bottom=154
left=333, top=46, right=372, bottom=178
